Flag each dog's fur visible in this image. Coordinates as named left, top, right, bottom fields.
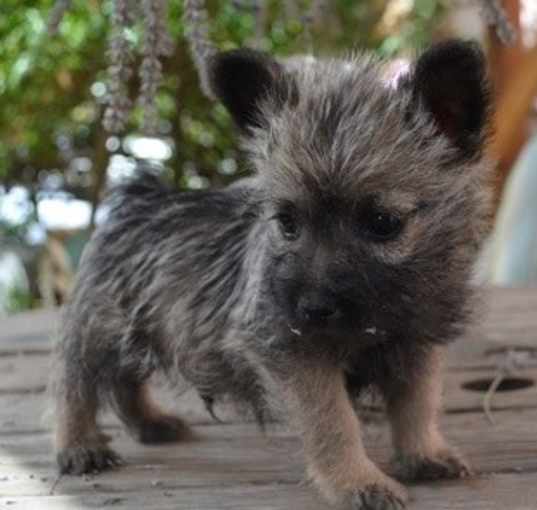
left=52, top=40, right=493, bottom=509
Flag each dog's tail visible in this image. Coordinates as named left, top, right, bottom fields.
left=111, top=166, right=170, bottom=199
left=104, top=166, right=173, bottom=218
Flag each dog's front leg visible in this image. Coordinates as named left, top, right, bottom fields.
left=281, top=360, right=408, bottom=510
left=383, top=345, right=472, bottom=482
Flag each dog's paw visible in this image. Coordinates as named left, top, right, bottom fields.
left=338, top=472, right=408, bottom=510
left=137, top=415, right=191, bottom=444
left=349, top=484, right=408, bottom=510
left=57, top=445, right=123, bottom=475
left=309, top=457, right=408, bottom=509
left=394, top=449, right=472, bottom=482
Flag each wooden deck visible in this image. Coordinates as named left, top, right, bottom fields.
left=1, top=287, right=537, bottom=509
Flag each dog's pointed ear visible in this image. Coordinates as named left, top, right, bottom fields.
left=208, top=49, right=296, bottom=132
left=410, top=40, right=492, bottom=160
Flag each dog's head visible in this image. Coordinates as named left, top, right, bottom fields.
left=209, top=41, right=493, bottom=348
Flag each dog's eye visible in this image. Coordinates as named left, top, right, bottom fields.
left=277, top=212, right=300, bottom=240
left=361, top=209, right=403, bottom=242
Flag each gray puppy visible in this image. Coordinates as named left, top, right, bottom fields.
left=52, top=40, right=493, bottom=510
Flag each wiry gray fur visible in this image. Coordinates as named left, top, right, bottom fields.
left=52, top=40, right=494, bottom=509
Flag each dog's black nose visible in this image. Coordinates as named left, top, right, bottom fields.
left=297, top=294, right=341, bottom=324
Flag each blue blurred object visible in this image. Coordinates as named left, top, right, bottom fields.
left=490, top=134, right=537, bottom=285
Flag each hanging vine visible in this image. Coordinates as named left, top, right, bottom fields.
left=183, top=0, right=217, bottom=99
left=138, top=0, right=175, bottom=134
left=48, top=0, right=519, bottom=135
left=47, top=0, right=72, bottom=34
left=102, top=0, right=135, bottom=134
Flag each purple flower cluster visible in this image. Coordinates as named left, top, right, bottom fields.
left=479, top=0, right=517, bottom=46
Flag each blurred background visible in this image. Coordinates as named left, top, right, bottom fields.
left=1, top=0, right=536, bottom=315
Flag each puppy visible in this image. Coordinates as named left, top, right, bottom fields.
left=52, top=40, right=493, bottom=509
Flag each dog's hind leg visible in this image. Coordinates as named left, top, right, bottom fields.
left=54, top=356, right=123, bottom=475
left=111, top=377, right=191, bottom=444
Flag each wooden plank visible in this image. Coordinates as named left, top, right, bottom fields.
left=0, top=393, right=55, bottom=435
left=2, top=410, right=537, bottom=496
left=413, top=472, right=537, bottom=510
left=1, top=467, right=537, bottom=509
left=3, top=485, right=322, bottom=510
left=0, top=308, right=58, bottom=347
left=0, top=355, right=49, bottom=395
left=0, top=388, right=244, bottom=435
left=449, top=287, right=537, bottom=369
left=443, top=366, right=537, bottom=413
left=0, top=355, right=536, bottom=435
left=1, top=369, right=537, bottom=441
left=6, top=345, right=536, bottom=398
left=1, top=471, right=537, bottom=510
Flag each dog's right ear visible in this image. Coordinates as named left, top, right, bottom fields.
left=409, top=40, right=492, bottom=161
left=208, top=49, right=296, bottom=132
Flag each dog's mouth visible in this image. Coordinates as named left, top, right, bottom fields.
left=286, top=320, right=389, bottom=348
left=286, top=320, right=338, bottom=339
left=359, top=326, right=389, bottom=346
left=286, top=316, right=356, bottom=339
left=288, top=324, right=303, bottom=337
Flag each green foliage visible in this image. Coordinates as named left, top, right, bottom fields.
left=379, top=0, right=446, bottom=56
left=0, top=0, right=108, bottom=186
left=0, top=189, right=38, bottom=243
left=0, top=0, right=443, bottom=198
left=5, top=285, right=35, bottom=314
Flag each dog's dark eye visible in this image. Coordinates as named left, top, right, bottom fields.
left=361, top=209, right=403, bottom=242
left=277, top=212, right=300, bottom=240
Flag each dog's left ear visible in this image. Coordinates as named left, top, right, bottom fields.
left=208, top=49, right=296, bottom=133
left=410, top=40, right=492, bottom=160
